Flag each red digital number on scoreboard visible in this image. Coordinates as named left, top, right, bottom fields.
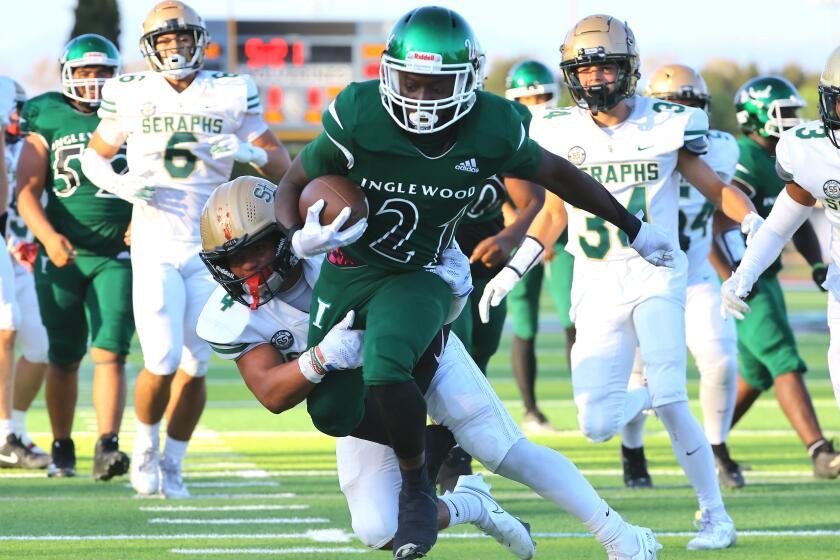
left=244, top=38, right=305, bottom=69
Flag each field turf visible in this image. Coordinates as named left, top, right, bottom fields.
left=1, top=281, right=838, bottom=559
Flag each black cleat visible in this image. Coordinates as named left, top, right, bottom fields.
left=48, top=438, right=76, bottom=478
left=93, top=432, right=130, bottom=481
left=622, top=445, right=653, bottom=488
left=436, top=445, right=472, bottom=494
left=811, top=441, right=840, bottom=479
left=712, top=443, right=745, bottom=489
left=0, top=433, right=51, bottom=469
left=393, top=463, right=438, bottom=560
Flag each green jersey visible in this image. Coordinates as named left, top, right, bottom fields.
left=300, top=80, right=542, bottom=271
left=734, top=135, right=782, bottom=277
left=20, top=92, right=130, bottom=256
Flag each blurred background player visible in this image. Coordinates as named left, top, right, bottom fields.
left=15, top=34, right=133, bottom=480
left=4, top=78, right=50, bottom=464
left=82, top=1, right=290, bottom=498
left=503, top=60, right=575, bottom=435
left=722, top=75, right=840, bottom=479
left=480, top=14, right=762, bottom=549
left=620, top=64, right=742, bottom=489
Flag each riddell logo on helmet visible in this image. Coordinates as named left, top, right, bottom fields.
left=82, top=52, right=106, bottom=59
left=407, top=51, right=442, bottom=63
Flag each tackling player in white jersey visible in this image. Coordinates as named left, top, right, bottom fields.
left=724, top=46, right=840, bottom=430
left=81, top=0, right=291, bottom=498
left=479, top=15, right=761, bottom=549
left=620, top=65, right=745, bottom=490
left=195, top=176, right=661, bottom=560
left=3, top=79, right=49, bottom=465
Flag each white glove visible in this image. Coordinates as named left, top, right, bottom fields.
left=433, top=243, right=473, bottom=298
left=291, top=199, right=368, bottom=258
left=110, top=171, right=157, bottom=206
left=478, top=266, right=520, bottom=324
left=209, top=134, right=268, bottom=168
left=297, top=311, right=364, bottom=383
left=720, top=271, right=754, bottom=320
left=629, top=217, right=675, bottom=268
left=740, top=212, right=764, bottom=244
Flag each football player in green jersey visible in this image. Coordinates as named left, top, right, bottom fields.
left=723, top=76, right=840, bottom=478
left=503, top=60, right=574, bottom=435
left=15, top=34, right=134, bottom=481
left=275, top=7, right=673, bottom=559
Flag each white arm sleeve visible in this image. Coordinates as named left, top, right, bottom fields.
left=235, top=113, right=269, bottom=143
left=81, top=148, right=122, bottom=192
left=737, top=188, right=812, bottom=282
left=95, top=117, right=128, bottom=147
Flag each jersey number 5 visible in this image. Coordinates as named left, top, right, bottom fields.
left=579, top=185, right=648, bottom=259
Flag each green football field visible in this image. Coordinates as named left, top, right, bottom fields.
left=2, top=282, right=839, bottom=559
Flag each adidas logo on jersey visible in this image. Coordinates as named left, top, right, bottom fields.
left=455, top=158, right=480, bottom=173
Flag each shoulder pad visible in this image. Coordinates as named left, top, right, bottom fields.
left=196, top=286, right=250, bottom=347
left=463, top=92, right=534, bottom=159
left=19, top=92, right=63, bottom=135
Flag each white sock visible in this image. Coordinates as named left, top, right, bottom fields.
left=656, top=401, right=724, bottom=512
left=622, top=386, right=651, bottom=428
left=584, top=500, right=638, bottom=551
left=135, top=420, right=160, bottom=451
left=0, top=418, right=12, bottom=439
left=439, top=491, right=485, bottom=527
left=621, top=411, right=647, bottom=449
left=696, top=351, right=737, bottom=445
left=495, top=438, right=605, bottom=524
left=11, top=409, right=26, bottom=440
left=164, top=436, right=189, bottom=464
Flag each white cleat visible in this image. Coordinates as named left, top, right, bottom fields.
left=160, top=455, right=191, bottom=499
left=452, top=473, right=536, bottom=560
left=607, top=525, right=662, bottom=560
left=686, top=509, right=736, bottom=550
left=130, top=444, right=160, bottom=496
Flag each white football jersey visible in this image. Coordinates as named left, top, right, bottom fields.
left=4, top=141, right=33, bottom=244
left=98, top=70, right=267, bottom=244
left=196, top=257, right=322, bottom=362
left=530, top=96, right=709, bottom=262
left=679, top=129, right=739, bottom=284
left=776, top=119, right=840, bottom=296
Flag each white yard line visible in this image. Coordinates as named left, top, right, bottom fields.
left=171, top=547, right=368, bottom=555
left=0, top=529, right=354, bottom=542
left=148, top=517, right=329, bottom=525
left=139, top=505, right=308, bottom=512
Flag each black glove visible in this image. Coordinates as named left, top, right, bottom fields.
left=812, top=263, right=829, bottom=292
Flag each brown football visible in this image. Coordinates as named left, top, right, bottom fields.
left=299, top=175, right=368, bottom=231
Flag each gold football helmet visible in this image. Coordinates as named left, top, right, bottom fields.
left=199, top=176, right=299, bottom=310
left=820, top=46, right=840, bottom=148
left=645, top=64, right=710, bottom=112
left=140, top=1, right=208, bottom=79
left=560, top=14, right=640, bottom=114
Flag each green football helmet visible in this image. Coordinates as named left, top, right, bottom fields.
left=379, top=6, right=484, bottom=134
left=734, top=76, right=805, bottom=137
left=505, top=60, right=558, bottom=110
left=60, top=34, right=121, bottom=106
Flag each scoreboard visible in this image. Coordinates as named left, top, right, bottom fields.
left=204, top=20, right=390, bottom=142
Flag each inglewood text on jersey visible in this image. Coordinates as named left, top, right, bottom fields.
left=359, top=176, right=477, bottom=200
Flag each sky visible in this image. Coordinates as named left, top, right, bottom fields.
left=3, top=0, right=840, bottom=95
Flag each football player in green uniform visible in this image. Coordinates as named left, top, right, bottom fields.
left=724, top=76, right=840, bottom=477
left=275, top=8, right=673, bottom=559
left=15, top=34, right=134, bottom=480
left=503, top=60, right=574, bottom=435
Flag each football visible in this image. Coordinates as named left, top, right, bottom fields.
left=299, top=175, right=368, bottom=230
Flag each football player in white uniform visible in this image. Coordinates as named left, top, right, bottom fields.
left=3, top=79, right=49, bottom=465
left=722, top=45, right=840, bottom=478
left=195, top=176, right=661, bottom=560
left=81, top=1, right=291, bottom=497
left=480, top=15, right=762, bottom=549
left=620, top=65, right=744, bottom=490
